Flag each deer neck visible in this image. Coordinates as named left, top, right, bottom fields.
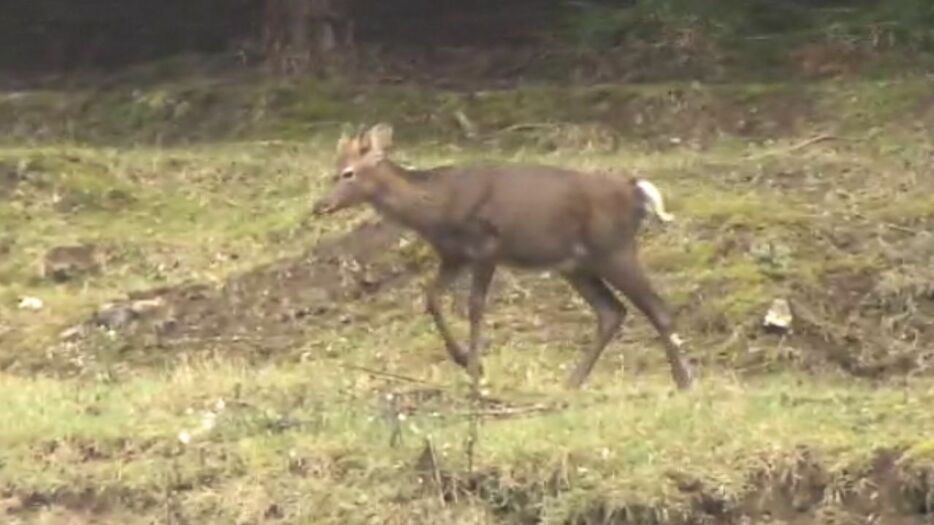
left=368, top=161, right=442, bottom=233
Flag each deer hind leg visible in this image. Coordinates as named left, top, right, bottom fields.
left=467, top=263, right=496, bottom=380
left=598, top=249, right=694, bottom=390
left=562, top=271, right=626, bottom=389
left=425, top=257, right=469, bottom=368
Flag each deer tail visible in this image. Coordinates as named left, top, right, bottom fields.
left=634, top=179, right=675, bottom=223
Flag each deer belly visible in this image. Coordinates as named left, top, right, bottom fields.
left=502, top=241, right=590, bottom=270
left=432, top=232, right=499, bottom=261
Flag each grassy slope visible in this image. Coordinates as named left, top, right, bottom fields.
left=1, top=75, right=934, bottom=523
left=2, top=364, right=934, bottom=524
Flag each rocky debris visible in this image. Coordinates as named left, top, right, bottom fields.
left=17, top=295, right=44, bottom=310
left=92, top=297, right=168, bottom=330
left=763, top=298, right=793, bottom=334
left=60, top=296, right=171, bottom=342
left=49, top=220, right=416, bottom=362
left=0, top=495, right=24, bottom=514
left=59, top=324, right=88, bottom=342
left=41, top=244, right=102, bottom=282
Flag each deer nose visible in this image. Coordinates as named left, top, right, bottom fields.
left=311, top=198, right=333, bottom=215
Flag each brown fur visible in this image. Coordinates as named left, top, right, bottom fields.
left=312, top=123, right=693, bottom=390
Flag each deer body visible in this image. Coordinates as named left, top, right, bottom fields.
left=359, top=163, right=645, bottom=269
left=313, top=124, right=693, bottom=390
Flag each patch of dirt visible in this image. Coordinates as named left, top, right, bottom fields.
left=631, top=87, right=816, bottom=147
left=42, top=244, right=102, bottom=282
left=790, top=261, right=934, bottom=380
left=61, top=220, right=419, bottom=363
left=0, top=160, right=21, bottom=198
left=914, top=93, right=934, bottom=126
left=3, top=50, right=836, bottom=149
left=726, top=448, right=933, bottom=525
left=5, top=440, right=931, bottom=524
left=47, top=195, right=932, bottom=380
left=787, top=41, right=873, bottom=79
left=1, top=486, right=157, bottom=519
left=491, top=86, right=818, bottom=150
left=418, top=446, right=934, bottom=525
left=722, top=155, right=877, bottom=198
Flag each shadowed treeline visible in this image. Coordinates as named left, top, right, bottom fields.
left=4, top=0, right=934, bottom=76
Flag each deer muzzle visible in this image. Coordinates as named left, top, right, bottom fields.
left=311, top=197, right=338, bottom=216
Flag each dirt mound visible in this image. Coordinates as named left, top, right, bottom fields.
left=413, top=445, right=934, bottom=525
left=61, top=220, right=421, bottom=364
left=794, top=231, right=934, bottom=380
left=55, top=214, right=934, bottom=380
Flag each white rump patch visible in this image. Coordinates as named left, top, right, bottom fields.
left=636, top=179, right=675, bottom=223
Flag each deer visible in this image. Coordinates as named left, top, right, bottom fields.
left=311, top=123, right=693, bottom=391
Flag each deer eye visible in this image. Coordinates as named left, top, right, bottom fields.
left=340, top=168, right=355, bottom=180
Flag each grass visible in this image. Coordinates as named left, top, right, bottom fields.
left=0, top=141, right=824, bottom=362
left=1, top=74, right=934, bottom=523
left=1, top=359, right=933, bottom=524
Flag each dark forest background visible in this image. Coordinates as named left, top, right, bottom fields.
left=4, top=0, right=934, bottom=78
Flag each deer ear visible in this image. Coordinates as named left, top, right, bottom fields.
left=337, top=123, right=365, bottom=155
left=336, top=133, right=351, bottom=154
left=366, top=123, right=394, bottom=154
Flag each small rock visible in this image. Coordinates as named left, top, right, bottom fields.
left=153, top=318, right=179, bottom=336
left=93, top=303, right=138, bottom=329
left=17, top=296, right=44, bottom=310
left=128, top=297, right=165, bottom=315
left=453, top=110, right=478, bottom=138
left=0, top=495, right=24, bottom=514
left=59, top=324, right=88, bottom=341
left=200, top=412, right=217, bottom=431
left=91, top=296, right=167, bottom=330
left=763, top=298, right=793, bottom=333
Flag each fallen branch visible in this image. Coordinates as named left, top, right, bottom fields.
left=745, top=134, right=860, bottom=160
left=337, top=363, right=437, bottom=386
left=443, top=402, right=563, bottom=419
left=151, top=333, right=301, bottom=346
left=497, top=122, right=561, bottom=134
left=883, top=222, right=922, bottom=235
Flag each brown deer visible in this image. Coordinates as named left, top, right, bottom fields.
left=312, top=123, right=693, bottom=390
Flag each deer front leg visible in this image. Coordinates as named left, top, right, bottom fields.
left=425, top=257, right=469, bottom=368
left=467, top=263, right=496, bottom=380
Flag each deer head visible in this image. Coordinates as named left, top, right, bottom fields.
left=312, top=123, right=395, bottom=215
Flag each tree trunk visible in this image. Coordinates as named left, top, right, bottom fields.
left=262, top=0, right=353, bottom=74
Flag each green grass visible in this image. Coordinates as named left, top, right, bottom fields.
left=1, top=360, right=932, bottom=524
left=0, top=126, right=928, bottom=364
left=2, top=75, right=934, bottom=523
